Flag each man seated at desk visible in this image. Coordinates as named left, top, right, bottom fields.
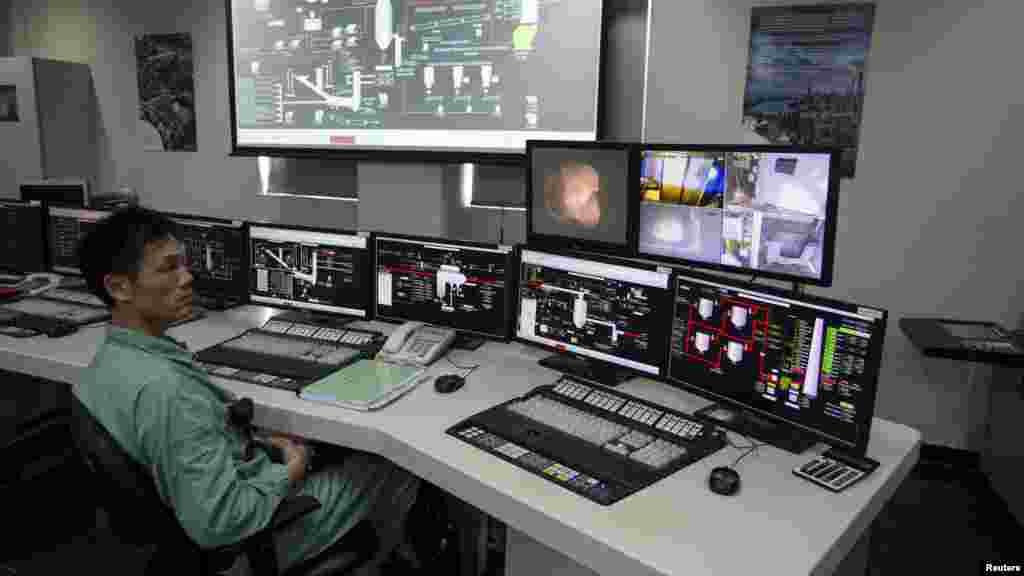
left=75, top=206, right=421, bottom=573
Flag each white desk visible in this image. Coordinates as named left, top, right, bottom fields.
left=0, top=306, right=921, bottom=576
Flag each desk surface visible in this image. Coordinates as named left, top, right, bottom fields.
left=0, top=306, right=920, bottom=576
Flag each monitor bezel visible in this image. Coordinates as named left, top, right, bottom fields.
left=247, top=221, right=373, bottom=320
left=223, top=0, right=610, bottom=165
left=525, top=139, right=639, bottom=258
left=373, top=232, right=518, bottom=341
left=46, top=206, right=112, bottom=276
left=664, top=269, right=886, bottom=455
left=0, top=199, right=48, bottom=274
left=161, top=211, right=251, bottom=305
left=20, top=179, right=90, bottom=209
left=514, top=247, right=674, bottom=378
left=634, top=143, right=841, bottom=287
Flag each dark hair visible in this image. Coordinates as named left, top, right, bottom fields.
left=78, top=206, right=178, bottom=307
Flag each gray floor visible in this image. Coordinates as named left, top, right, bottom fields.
left=3, top=456, right=1021, bottom=575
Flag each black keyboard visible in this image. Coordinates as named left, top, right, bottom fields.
left=195, top=327, right=384, bottom=392
left=7, top=314, right=78, bottom=337
left=448, top=377, right=726, bottom=505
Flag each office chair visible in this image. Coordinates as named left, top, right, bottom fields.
left=69, top=394, right=378, bottom=576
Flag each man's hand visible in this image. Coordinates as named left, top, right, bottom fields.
left=266, top=434, right=309, bottom=484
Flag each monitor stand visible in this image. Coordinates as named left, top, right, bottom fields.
left=538, top=353, right=634, bottom=387
left=452, top=332, right=486, bottom=351
left=272, top=310, right=355, bottom=329
left=694, top=403, right=817, bottom=454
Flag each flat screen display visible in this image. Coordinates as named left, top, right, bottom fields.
left=227, top=0, right=605, bottom=159
left=516, top=249, right=672, bottom=376
left=637, top=146, right=838, bottom=285
left=375, top=234, right=514, bottom=339
left=667, top=272, right=886, bottom=453
left=249, top=225, right=371, bottom=318
left=527, top=141, right=634, bottom=255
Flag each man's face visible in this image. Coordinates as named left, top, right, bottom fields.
left=558, top=165, right=601, bottom=228
left=112, top=237, right=194, bottom=325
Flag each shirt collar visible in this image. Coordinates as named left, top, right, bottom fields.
left=106, top=325, right=193, bottom=362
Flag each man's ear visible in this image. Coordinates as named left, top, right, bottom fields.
left=103, top=273, right=134, bottom=305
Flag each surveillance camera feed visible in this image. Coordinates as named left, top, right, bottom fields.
left=638, top=149, right=833, bottom=282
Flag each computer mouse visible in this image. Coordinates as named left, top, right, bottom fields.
left=434, top=374, right=466, bottom=394
left=708, top=466, right=741, bottom=496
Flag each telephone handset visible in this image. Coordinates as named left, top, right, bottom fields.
left=377, top=321, right=456, bottom=366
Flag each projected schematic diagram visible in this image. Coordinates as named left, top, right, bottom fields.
left=252, top=239, right=357, bottom=303
left=234, top=0, right=559, bottom=130
left=518, top=266, right=655, bottom=356
left=376, top=242, right=506, bottom=314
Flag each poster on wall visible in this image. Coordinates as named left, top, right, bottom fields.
left=742, top=3, right=875, bottom=178
left=0, top=86, right=19, bottom=122
left=135, top=33, right=197, bottom=151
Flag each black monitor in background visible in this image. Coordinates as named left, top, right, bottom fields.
left=249, top=224, right=372, bottom=325
left=667, top=272, right=886, bottom=456
left=47, top=206, right=111, bottom=275
left=516, top=249, right=673, bottom=386
left=374, top=234, right=515, bottom=348
left=637, top=145, right=839, bottom=286
left=526, top=140, right=636, bottom=258
left=163, top=213, right=249, bottom=310
left=21, top=179, right=90, bottom=208
left=0, top=200, right=47, bottom=275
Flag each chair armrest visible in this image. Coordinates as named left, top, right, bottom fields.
left=267, top=494, right=321, bottom=533
left=214, top=495, right=322, bottom=576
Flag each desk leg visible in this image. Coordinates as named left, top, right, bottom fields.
left=448, top=493, right=488, bottom=576
left=505, top=527, right=599, bottom=576
left=832, top=523, right=871, bottom=576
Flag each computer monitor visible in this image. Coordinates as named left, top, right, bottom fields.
left=667, top=272, right=886, bottom=455
left=516, top=249, right=673, bottom=386
left=374, top=234, right=515, bottom=346
left=0, top=200, right=47, bottom=274
left=526, top=140, right=636, bottom=257
left=21, top=179, right=90, bottom=208
left=47, top=206, right=111, bottom=275
left=637, top=145, right=839, bottom=286
left=163, top=213, right=249, bottom=309
left=249, top=224, right=372, bottom=321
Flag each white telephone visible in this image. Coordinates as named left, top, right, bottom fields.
left=377, top=321, right=456, bottom=366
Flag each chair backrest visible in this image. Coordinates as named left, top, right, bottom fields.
left=69, top=394, right=196, bottom=553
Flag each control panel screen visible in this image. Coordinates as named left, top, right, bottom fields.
left=516, top=249, right=672, bottom=375
left=1, top=201, right=46, bottom=273
left=169, top=215, right=249, bottom=304
left=250, top=225, right=370, bottom=317
left=376, top=235, right=512, bottom=338
left=48, top=207, right=111, bottom=275
left=668, top=274, right=886, bottom=449
left=639, top=149, right=836, bottom=284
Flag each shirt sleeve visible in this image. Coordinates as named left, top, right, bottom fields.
left=133, top=378, right=292, bottom=549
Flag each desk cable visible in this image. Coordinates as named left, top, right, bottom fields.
left=723, top=431, right=765, bottom=468
left=444, top=351, right=480, bottom=379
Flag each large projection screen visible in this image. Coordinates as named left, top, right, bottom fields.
left=227, top=0, right=605, bottom=162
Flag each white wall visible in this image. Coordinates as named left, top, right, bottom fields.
left=647, top=0, right=1024, bottom=449
left=6, top=0, right=357, bottom=228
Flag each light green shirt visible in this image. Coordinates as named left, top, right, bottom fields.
left=76, top=325, right=293, bottom=550
left=77, top=326, right=401, bottom=570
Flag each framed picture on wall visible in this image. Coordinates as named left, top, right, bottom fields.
left=135, top=33, right=198, bottom=151
left=0, top=85, right=19, bottom=122
left=741, top=3, right=876, bottom=178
